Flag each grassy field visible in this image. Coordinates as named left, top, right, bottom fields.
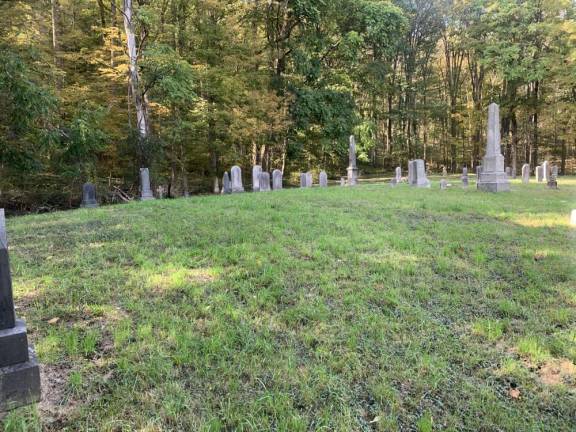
left=2, top=177, right=575, bottom=431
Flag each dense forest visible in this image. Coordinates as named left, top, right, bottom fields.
left=1, top=0, right=575, bottom=210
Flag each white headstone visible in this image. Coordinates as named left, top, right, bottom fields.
left=231, top=166, right=244, bottom=193
left=252, top=165, right=262, bottom=192
left=522, top=164, right=530, bottom=184
left=340, top=177, right=346, bottom=187
left=259, top=172, right=271, bottom=192
left=272, top=169, right=283, bottom=190
left=408, top=160, right=415, bottom=185
left=411, top=160, right=431, bottom=188
left=541, top=161, right=549, bottom=182
left=347, top=135, right=358, bottom=186
left=536, top=166, right=543, bottom=182
left=306, top=172, right=313, bottom=188
left=319, top=171, right=328, bottom=187
left=213, top=178, right=220, bottom=194
left=476, top=103, right=510, bottom=192
left=395, top=167, right=402, bottom=183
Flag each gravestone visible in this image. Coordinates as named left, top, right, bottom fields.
left=319, top=171, right=328, bottom=187
left=547, top=165, right=558, bottom=189
left=408, top=161, right=415, bottom=185
left=541, top=161, right=549, bottom=183
left=347, top=135, right=358, bottom=186
left=300, top=173, right=308, bottom=188
left=440, top=179, right=448, bottom=190
left=81, top=183, right=98, bottom=208
left=395, top=167, right=402, bottom=183
left=213, top=178, right=220, bottom=194
left=259, top=172, right=271, bottom=192
left=477, top=103, right=510, bottom=192
left=461, top=167, right=469, bottom=188
left=340, top=177, right=346, bottom=187
left=272, top=170, right=283, bottom=190
left=252, top=165, right=262, bottom=192
left=0, top=209, right=41, bottom=412
left=536, top=166, right=544, bottom=182
left=410, top=160, right=431, bottom=188
left=222, top=172, right=232, bottom=194
left=306, top=172, right=313, bottom=188
left=231, top=166, right=244, bottom=193
left=442, top=167, right=448, bottom=177
left=522, top=164, right=530, bottom=184
left=140, top=168, right=155, bottom=200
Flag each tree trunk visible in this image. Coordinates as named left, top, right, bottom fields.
left=50, top=0, right=61, bottom=69
left=123, top=0, right=150, bottom=166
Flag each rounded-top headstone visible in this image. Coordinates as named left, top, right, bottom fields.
left=231, top=166, right=244, bottom=193
left=252, top=165, right=262, bottom=192
left=81, top=183, right=98, bottom=208
left=319, top=171, right=328, bottom=187
left=272, top=170, right=283, bottom=190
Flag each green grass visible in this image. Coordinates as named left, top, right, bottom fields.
left=2, top=177, right=576, bottom=431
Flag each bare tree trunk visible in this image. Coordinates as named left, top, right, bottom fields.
left=50, top=0, right=61, bottom=69
left=122, top=0, right=150, bottom=165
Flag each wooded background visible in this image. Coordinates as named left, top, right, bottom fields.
left=1, top=0, right=575, bottom=211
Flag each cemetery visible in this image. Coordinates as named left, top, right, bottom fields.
left=1, top=1, right=576, bottom=430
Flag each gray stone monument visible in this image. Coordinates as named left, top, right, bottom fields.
left=408, top=160, right=415, bottom=185
left=547, top=165, right=558, bottom=189
left=306, top=172, right=313, bottom=188
left=410, top=160, right=431, bottom=188
left=0, top=209, right=41, bottom=412
left=300, top=173, right=308, bottom=188
left=476, top=103, right=510, bottom=192
left=340, top=177, right=346, bottom=187
left=440, top=179, right=448, bottom=190
left=347, top=135, right=358, bottom=186
left=536, top=166, right=544, bottom=182
left=81, top=183, right=98, bottom=208
left=461, top=167, right=469, bottom=188
left=231, top=166, right=244, bottom=193
left=252, top=165, right=262, bottom=192
left=541, top=161, right=549, bottom=183
left=522, top=164, right=530, bottom=184
left=259, top=172, right=271, bottom=192
left=319, top=171, right=328, bottom=187
left=222, top=172, right=232, bottom=194
left=213, top=178, right=220, bottom=194
left=395, top=167, right=402, bottom=183
left=272, top=170, right=283, bottom=190
left=140, top=168, right=155, bottom=200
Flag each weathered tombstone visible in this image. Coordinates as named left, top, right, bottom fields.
left=300, top=173, right=307, bottom=188
left=272, top=170, right=283, bottom=190
left=440, top=179, right=448, bottom=190
left=477, top=103, right=510, bottom=192
left=505, top=167, right=512, bottom=177
left=408, top=160, right=415, bottom=185
left=522, top=164, right=530, bottom=184
left=461, top=167, right=469, bottom=188
left=340, top=177, right=346, bottom=187
left=410, top=160, right=431, bottom=188
left=259, top=172, right=271, bottom=192
left=571, top=210, right=576, bottom=226
left=252, top=165, right=262, bottom=192
left=0, top=209, right=41, bottom=412
left=347, top=135, right=358, bottom=186
left=319, top=171, right=328, bottom=187
left=442, top=167, right=448, bottom=177
left=541, top=161, right=549, bottom=183
left=213, top=178, right=220, bottom=194
left=231, top=166, right=244, bottom=193
left=140, top=168, right=155, bottom=200
left=222, top=172, right=232, bottom=194
left=306, top=172, right=313, bottom=188
left=536, top=166, right=544, bottom=183
left=395, top=167, right=402, bottom=183
left=547, top=165, right=558, bottom=189
left=81, top=183, right=98, bottom=208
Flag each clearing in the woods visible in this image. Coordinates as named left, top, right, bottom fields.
left=2, top=178, right=576, bottom=431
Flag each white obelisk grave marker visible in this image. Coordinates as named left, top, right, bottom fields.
left=477, top=103, right=510, bottom=192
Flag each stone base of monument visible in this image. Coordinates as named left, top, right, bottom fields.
left=477, top=172, right=510, bottom=192
left=81, top=200, right=98, bottom=208
left=0, top=320, right=31, bottom=367
left=0, top=348, right=41, bottom=413
left=140, top=194, right=155, bottom=201
left=347, top=167, right=358, bottom=186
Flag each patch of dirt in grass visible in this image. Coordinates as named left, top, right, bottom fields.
left=538, top=359, right=576, bottom=387
left=39, top=363, right=77, bottom=424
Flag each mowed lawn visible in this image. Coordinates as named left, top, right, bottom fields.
left=2, top=177, right=576, bottom=431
